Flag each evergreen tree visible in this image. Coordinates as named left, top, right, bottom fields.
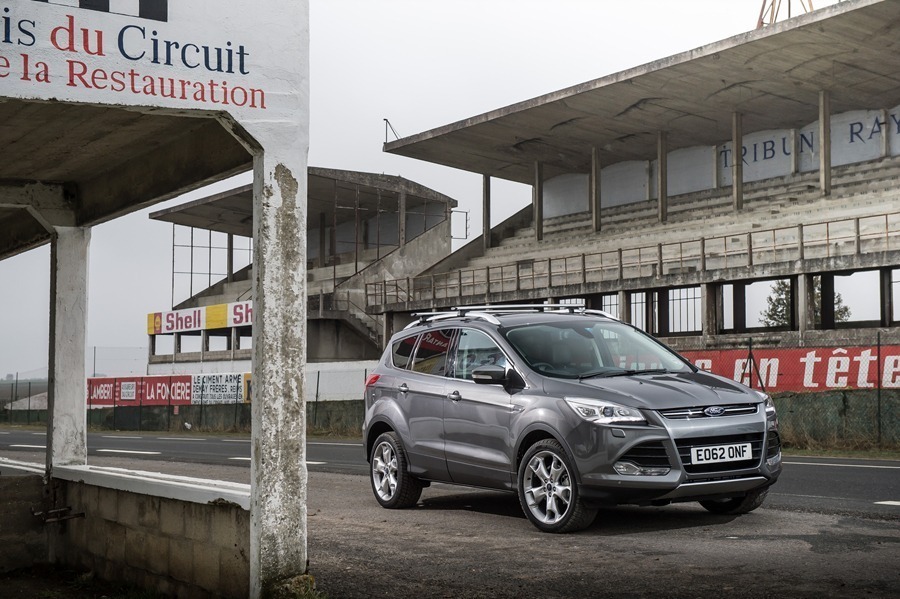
left=760, top=278, right=850, bottom=327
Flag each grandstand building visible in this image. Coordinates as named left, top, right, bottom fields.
left=370, top=0, right=900, bottom=362
left=144, top=167, right=457, bottom=375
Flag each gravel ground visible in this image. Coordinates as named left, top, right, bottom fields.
left=2, top=453, right=899, bottom=598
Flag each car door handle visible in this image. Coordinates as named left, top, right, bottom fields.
left=398, top=383, right=409, bottom=394
left=447, top=390, right=462, bottom=402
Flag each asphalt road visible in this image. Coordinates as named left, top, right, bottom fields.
left=1, top=426, right=898, bottom=520
left=2, top=426, right=899, bottom=598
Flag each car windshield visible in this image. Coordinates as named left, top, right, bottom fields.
left=502, top=318, right=693, bottom=379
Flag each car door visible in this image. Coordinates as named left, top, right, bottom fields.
left=443, top=328, right=514, bottom=489
left=399, top=328, right=456, bottom=481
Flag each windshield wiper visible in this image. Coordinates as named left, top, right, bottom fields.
left=583, top=368, right=669, bottom=379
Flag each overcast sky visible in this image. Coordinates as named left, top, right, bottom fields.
left=0, top=0, right=844, bottom=377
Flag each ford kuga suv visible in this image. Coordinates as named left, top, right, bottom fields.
left=363, top=305, right=782, bottom=533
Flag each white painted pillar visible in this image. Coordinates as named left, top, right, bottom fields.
left=47, top=226, right=90, bottom=471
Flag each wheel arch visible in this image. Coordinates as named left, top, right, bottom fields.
left=365, top=418, right=395, bottom=463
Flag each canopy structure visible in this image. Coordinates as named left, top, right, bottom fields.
left=0, top=100, right=250, bottom=259
left=385, top=0, right=900, bottom=184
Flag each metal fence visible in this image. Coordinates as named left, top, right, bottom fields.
left=675, top=330, right=900, bottom=450
left=2, top=337, right=899, bottom=448
left=1, top=366, right=373, bottom=436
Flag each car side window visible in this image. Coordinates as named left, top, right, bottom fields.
left=410, top=329, right=455, bottom=376
left=454, top=329, right=508, bottom=381
left=391, top=335, right=418, bottom=369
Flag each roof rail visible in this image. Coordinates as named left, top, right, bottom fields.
left=403, top=304, right=619, bottom=329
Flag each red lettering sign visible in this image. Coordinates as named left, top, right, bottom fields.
left=680, top=346, right=900, bottom=392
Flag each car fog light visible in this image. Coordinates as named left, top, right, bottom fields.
left=766, top=452, right=782, bottom=468
left=614, top=461, right=670, bottom=476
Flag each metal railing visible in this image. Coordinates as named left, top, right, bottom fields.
left=366, top=210, right=900, bottom=306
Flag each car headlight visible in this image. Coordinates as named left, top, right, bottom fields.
left=564, top=397, right=646, bottom=424
left=758, top=392, right=777, bottom=417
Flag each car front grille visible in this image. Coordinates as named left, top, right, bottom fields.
left=675, top=433, right=764, bottom=474
left=659, top=404, right=759, bottom=420
left=619, top=441, right=671, bottom=468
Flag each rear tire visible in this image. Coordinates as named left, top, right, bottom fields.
left=517, top=439, right=597, bottom=533
left=699, top=486, right=769, bottom=515
left=370, top=431, right=423, bottom=509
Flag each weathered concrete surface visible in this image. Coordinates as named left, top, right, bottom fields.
left=47, top=226, right=90, bottom=471
left=0, top=474, right=46, bottom=573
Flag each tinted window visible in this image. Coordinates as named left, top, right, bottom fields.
left=504, top=319, right=690, bottom=378
left=454, top=329, right=508, bottom=380
left=410, top=329, right=455, bottom=376
left=391, top=335, right=418, bottom=369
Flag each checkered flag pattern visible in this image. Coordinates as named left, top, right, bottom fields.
left=32, top=0, right=168, bottom=22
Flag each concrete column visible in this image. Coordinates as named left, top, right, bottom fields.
left=317, top=212, right=326, bottom=268
left=732, top=112, right=743, bottom=211
left=533, top=161, right=544, bottom=242
left=250, top=151, right=309, bottom=595
left=820, top=274, right=835, bottom=329
left=47, top=226, right=90, bottom=471
left=227, top=233, right=235, bottom=283
left=591, top=147, right=602, bottom=232
left=657, top=131, right=668, bottom=223
left=796, top=273, right=815, bottom=335
left=399, top=190, right=407, bottom=247
left=483, top=175, right=492, bottom=251
left=733, top=282, right=747, bottom=333
left=819, top=90, right=832, bottom=196
left=880, top=268, right=894, bottom=327
left=618, top=290, right=630, bottom=324
left=701, top=283, right=717, bottom=337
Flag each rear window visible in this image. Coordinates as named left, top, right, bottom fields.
left=391, top=335, right=418, bottom=369
left=410, top=329, right=455, bottom=376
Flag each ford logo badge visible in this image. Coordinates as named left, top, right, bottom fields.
left=704, top=406, right=726, bottom=417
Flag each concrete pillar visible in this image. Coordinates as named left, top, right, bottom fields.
left=47, top=226, right=90, bottom=471
left=483, top=175, right=492, bottom=251
left=250, top=154, right=309, bottom=594
left=399, top=190, right=407, bottom=247
left=657, top=131, right=668, bottom=223
left=819, top=90, right=831, bottom=196
left=701, top=283, right=717, bottom=337
left=733, top=283, right=747, bottom=333
left=591, top=147, right=602, bottom=232
left=226, top=233, right=235, bottom=283
left=796, top=274, right=815, bottom=335
left=533, top=161, right=544, bottom=242
left=732, top=112, right=743, bottom=211
left=618, top=290, right=630, bottom=324
left=880, top=268, right=894, bottom=327
left=318, top=212, right=326, bottom=268
left=820, top=274, right=835, bottom=329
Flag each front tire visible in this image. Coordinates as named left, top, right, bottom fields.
left=370, top=431, right=423, bottom=509
left=517, top=439, right=597, bottom=533
left=699, top=486, right=769, bottom=515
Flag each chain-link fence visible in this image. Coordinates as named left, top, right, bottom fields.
left=675, top=330, right=900, bottom=450
left=1, top=364, right=374, bottom=436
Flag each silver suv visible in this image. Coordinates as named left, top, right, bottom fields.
left=363, top=306, right=782, bottom=533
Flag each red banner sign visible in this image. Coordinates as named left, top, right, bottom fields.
left=86, top=375, right=193, bottom=407
left=680, top=346, right=900, bottom=392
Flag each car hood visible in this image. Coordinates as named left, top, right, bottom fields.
left=551, top=371, right=759, bottom=410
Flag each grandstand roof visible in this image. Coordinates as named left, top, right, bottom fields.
left=384, top=0, right=900, bottom=184
left=149, top=168, right=458, bottom=237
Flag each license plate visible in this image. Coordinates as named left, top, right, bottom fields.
left=691, top=443, right=752, bottom=464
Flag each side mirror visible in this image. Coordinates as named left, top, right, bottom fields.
left=471, top=365, right=507, bottom=385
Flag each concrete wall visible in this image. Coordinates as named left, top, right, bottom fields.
left=56, top=482, right=249, bottom=599
left=0, top=474, right=46, bottom=572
